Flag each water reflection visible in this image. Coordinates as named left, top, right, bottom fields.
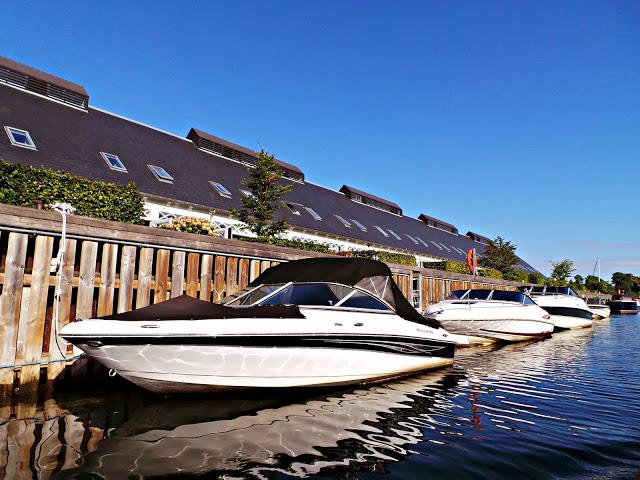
left=2, top=317, right=639, bottom=479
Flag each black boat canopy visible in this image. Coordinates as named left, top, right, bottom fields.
left=99, top=295, right=305, bottom=321
left=250, top=257, right=440, bottom=328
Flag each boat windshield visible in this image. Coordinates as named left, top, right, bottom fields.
left=447, top=289, right=534, bottom=304
left=518, top=286, right=578, bottom=297
left=230, top=282, right=392, bottom=311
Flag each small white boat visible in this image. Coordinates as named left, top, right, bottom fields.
left=518, top=286, right=593, bottom=330
left=425, top=289, right=554, bottom=345
left=61, top=258, right=461, bottom=394
left=587, top=299, right=611, bottom=320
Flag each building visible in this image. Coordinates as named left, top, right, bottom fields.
left=0, top=55, right=539, bottom=273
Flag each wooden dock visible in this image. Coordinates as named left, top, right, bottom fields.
left=0, top=204, right=522, bottom=398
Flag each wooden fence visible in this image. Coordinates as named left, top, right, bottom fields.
left=0, top=204, right=522, bottom=397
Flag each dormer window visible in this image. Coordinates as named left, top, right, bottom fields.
left=374, top=226, right=389, bottom=237
left=334, top=215, right=351, bottom=228
left=148, top=165, right=174, bottom=183
left=351, top=219, right=367, bottom=232
left=284, top=202, right=302, bottom=215
left=100, top=152, right=127, bottom=172
left=210, top=181, right=232, bottom=198
left=304, top=207, right=322, bottom=220
left=5, top=126, right=36, bottom=150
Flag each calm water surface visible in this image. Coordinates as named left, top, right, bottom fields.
left=1, top=315, right=639, bottom=479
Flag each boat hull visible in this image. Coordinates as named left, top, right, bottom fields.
left=71, top=342, right=454, bottom=393
left=588, top=305, right=611, bottom=320
left=438, top=319, right=553, bottom=345
left=547, top=314, right=592, bottom=330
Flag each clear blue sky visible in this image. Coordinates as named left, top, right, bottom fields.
left=2, top=1, right=639, bottom=280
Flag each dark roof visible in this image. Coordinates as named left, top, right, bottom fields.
left=0, top=55, right=88, bottom=98
left=251, top=258, right=440, bottom=327
left=466, top=231, right=491, bottom=245
left=0, top=78, right=539, bottom=274
left=339, top=185, right=401, bottom=211
left=418, top=214, right=458, bottom=233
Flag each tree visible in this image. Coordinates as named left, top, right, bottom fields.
left=611, top=272, right=640, bottom=295
left=570, top=274, right=586, bottom=291
left=585, top=275, right=613, bottom=294
left=230, top=148, right=293, bottom=239
left=478, top=236, right=520, bottom=274
left=549, top=259, right=575, bottom=285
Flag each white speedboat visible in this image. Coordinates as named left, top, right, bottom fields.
left=517, top=286, right=593, bottom=330
left=586, top=298, right=611, bottom=320
left=61, top=258, right=460, bottom=393
left=425, top=289, right=554, bottom=345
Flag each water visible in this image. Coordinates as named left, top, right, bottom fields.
left=1, top=315, right=639, bottom=479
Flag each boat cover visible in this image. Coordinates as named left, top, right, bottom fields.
left=98, top=295, right=305, bottom=321
left=250, top=257, right=441, bottom=328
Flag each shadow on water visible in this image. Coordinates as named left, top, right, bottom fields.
left=1, top=316, right=639, bottom=479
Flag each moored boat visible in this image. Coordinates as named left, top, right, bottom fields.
left=518, top=286, right=593, bottom=330
left=586, top=298, right=611, bottom=320
left=61, top=258, right=461, bottom=394
left=608, top=294, right=640, bottom=314
left=426, top=289, right=554, bottom=345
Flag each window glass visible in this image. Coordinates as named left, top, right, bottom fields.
left=5, top=126, right=36, bottom=149
left=210, top=181, right=232, bottom=197
left=491, top=290, right=532, bottom=304
left=334, top=215, right=351, bottom=227
left=260, top=283, right=352, bottom=306
left=148, top=165, right=174, bottom=182
left=284, top=202, right=301, bottom=215
left=374, top=226, right=389, bottom=237
left=447, top=290, right=468, bottom=299
left=101, top=153, right=127, bottom=172
left=341, top=290, right=391, bottom=310
left=304, top=207, right=322, bottom=220
left=228, top=284, right=285, bottom=305
left=415, top=237, right=430, bottom=248
left=351, top=219, right=367, bottom=231
left=467, top=290, right=491, bottom=300
left=406, top=234, right=419, bottom=244
left=240, top=189, right=254, bottom=198
left=388, top=229, right=402, bottom=240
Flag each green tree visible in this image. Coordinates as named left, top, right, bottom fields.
left=611, top=272, right=640, bottom=295
left=570, top=274, right=586, bottom=291
left=230, top=148, right=293, bottom=240
left=478, top=236, right=520, bottom=274
left=585, top=275, right=613, bottom=294
left=548, top=259, right=575, bottom=286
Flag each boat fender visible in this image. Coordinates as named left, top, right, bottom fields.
left=108, top=369, right=117, bottom=378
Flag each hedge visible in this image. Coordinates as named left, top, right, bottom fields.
left=0, top=160, right=144, bottom=223
left=503, top=268, right=529, bottom=282
left=478, top=268, right=503, bottom=279
left=424, top=260, right=469, bottom=274
left=339, top=249, right=417, bottom=266
left=245, top=237, right=333, bottom=254
left=160, top=217, right=221, bottom=236
left=527, top=272, right=546, bottom=285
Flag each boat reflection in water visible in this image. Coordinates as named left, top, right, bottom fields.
left=58, top=368, right=464, bottom=479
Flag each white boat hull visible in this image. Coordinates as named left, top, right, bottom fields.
left=62, top=308, right=457, bottom=393
left=438, top=319, right=553, bottom=345
left=588, top=305, right=611, bottom=320
left=529, top=294, right=593, bottom=330
left=547, top=314, right=593, bottom=330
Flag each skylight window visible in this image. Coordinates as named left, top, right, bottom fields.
left=240, top=189, right=254, bottom=198
left=5, top=126, right=36, bottom=150
left=304, top=207, right=322, bottom=220
left=429, top=241, right=444, bottom=250
left=210, top=181, right=232, bottom=198
left=374, top=226, right=389, bottom=237
left=100, top=152, right=127, bottom=172
left=334, top=215, right=351, bottom=228
left=439, top=243, right=452, bottom=252
left=351, top=219, right=367, bottom=232
left=406, top=234, right=419, bottom=245
left=387, top=229, right=402, bottom=240
left=283, top=202, right=302, bottom=215
left=148, top=165, right=174, bottom=183
left=415, top=237, right=430, bottom=248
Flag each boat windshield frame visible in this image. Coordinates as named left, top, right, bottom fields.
left=518, top=285, right=579, bottom=297
left=225, top=281, right=397, bottom=312
left=447, top=289, right=535, bottom=305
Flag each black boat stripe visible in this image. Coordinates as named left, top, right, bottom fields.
left=541, top=307, right=593, bottom=320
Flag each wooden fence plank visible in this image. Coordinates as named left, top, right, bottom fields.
left=97, top=244, right=118, bottom=317
left=136, top=248, right=153, bottom=308
left=238, top=258, right=250, bottom=290
left=186, top=253, right=200, bottom=298
left=154, top=249, right=170, bottom=303
left=249, top=259, right=261, bottom=282
left=199, top=255, right=213, bottom=301
left=0, top=232, right=28, bottom=395
left=213, top=256, right=227, bottom=302
left=260, top=260, right=270, bottom=273
left=19, top=235, right=54, bottom=392
left=226, top=257, right=239, bottom=296
left=117, top=245, right=136, bottom=313
left=47, top=238, right=77, bottom=382
left=170, top=251, right=186, bottom=298
left=76, top=241, right=98, bottom=320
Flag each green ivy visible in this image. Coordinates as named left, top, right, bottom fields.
left=0, top=160, right=144, bottom=223
left=339, top=250, right=416, bottom=266
left=424, top=260, right=469, bottom=274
